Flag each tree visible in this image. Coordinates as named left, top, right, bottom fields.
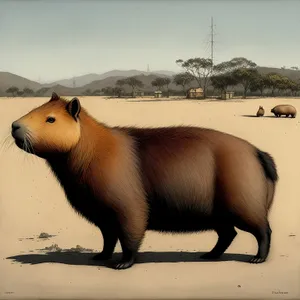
left=265, top=73, right=283, bottom=96
left=35, top=87, right=49, bottom=97
left=210, top=73, right=238, bottom=94
left=212, top=57, right=257, bottom=98
left=151, top=77, right=165, bottom=91
left=116, top=79, right=126, bottom=87
left=176, top=57, right=213, bottom=98
left=173, top=72, right=194, bottom=96
left=214, top=57, right=257, bottom=75
left=23, top=87, right=34, bottom=96
left=291, top=66, right=299, bottom=70
left=101, top=87, right=114, bottom=96
left=249, top=73, right=270, bottom=96
left=17, top=90, right=24, bottom=97
left=121, top=76, right=144, bottom=97
left=162, top=77, right=171, bottom=98
left=92, top=89, right=102, bottom=96
left=276, top=76, right=293, bottom=96
left=6, top=86, right=19, bottom=97
left=113, top=86, right=123, bottom=98
left=83, top=89, right=92, bottom=96
left=232, top=68, right=259, bottom=98
left=289, top=80, right=300, bottom=96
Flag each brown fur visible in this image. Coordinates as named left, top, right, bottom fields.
left=271, top=104, right=297, bottom=118
left=11, top=93, right=278, bottom=270
left=256, top=106, right=265, bottom=117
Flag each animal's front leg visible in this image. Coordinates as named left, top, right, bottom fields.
left=110, top=211, right=147, bottom=270
left=92, top=224, right=118, bottom=261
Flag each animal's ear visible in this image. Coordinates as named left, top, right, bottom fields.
left=67, top=97, right=81, bottom=121
left=50, top=92, right=60, bottom=102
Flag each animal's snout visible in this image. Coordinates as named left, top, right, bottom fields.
left=12, top=121, right=21, bottom=133
left=11, top=121, right=26, bottom=141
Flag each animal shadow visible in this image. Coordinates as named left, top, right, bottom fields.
left=241, top=114, right=276, bottom=118
left=7, top=250, right=253, bottom=267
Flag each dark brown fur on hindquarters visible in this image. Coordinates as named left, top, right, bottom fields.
left=11, top=92, right=279, bottom=270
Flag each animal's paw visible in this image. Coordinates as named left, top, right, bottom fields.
left=200, top=252, right=221, bottom=260
left=249, top=256, right=266, bottom=264
left=111, top=259, right=135, bottom=270
left=91, top=252, right=112, bottom=261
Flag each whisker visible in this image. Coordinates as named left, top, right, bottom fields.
left=0, top=132, right=14, bottom=154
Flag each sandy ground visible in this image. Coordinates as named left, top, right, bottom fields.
left=0, top=95, right=299, bottom=300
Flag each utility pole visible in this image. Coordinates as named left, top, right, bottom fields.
left=147, top=64, right=150, bottom=73
left=73, top=77, right=76, bottom=88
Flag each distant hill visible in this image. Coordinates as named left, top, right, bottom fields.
left=41, top=84, right=83, bottom=97
left=80, top=73, right=182, bottom=94
left=1, top=66, right=300, bottom=97
left=257, top=66, right=300, bottom=81
left=43, top=73, right=100, bottom=88
left=45, top=69, right=176, bottom=88
left=0, top=72, right=42, bottom=95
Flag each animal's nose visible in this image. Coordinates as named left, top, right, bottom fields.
left=11, top=121, right=21, bottom=133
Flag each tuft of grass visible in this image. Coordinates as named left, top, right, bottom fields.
left=43, top=244, right=62, bottom=252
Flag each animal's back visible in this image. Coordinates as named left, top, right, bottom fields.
left=272, top=104, right=296, bottom=114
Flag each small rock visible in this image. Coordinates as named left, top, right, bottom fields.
left=38, top=232, right=52, bottom=239
left=237, top=285, right=241, bottom=288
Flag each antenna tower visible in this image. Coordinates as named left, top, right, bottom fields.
left=210, top=16, right=215, bottom=66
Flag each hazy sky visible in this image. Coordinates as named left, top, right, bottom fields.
left=1, top=0, right=300, bottom=83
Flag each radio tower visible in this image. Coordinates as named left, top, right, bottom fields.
left=147, top=64, right=150, bottom=73
left=210, top=16, right=215, bottom=67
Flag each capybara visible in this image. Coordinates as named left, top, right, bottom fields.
left=11, top=92, right=278, bottom=270
left=256, top=106, right=265, bottom=117
left=271, top=104, right=297, bottom=118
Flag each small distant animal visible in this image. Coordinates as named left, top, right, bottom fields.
left=256, top=106, right=265, bottom=117
left=11, top=92, right=279, bottom=270
left=271, top=104, right=297, bottom=118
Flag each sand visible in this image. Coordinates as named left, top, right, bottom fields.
left=0, top=96, right=299, bottom=300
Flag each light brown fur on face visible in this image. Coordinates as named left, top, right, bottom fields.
left=12, top=94, right=81, bottom=156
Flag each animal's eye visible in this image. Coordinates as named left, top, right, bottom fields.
left=46, top=117, right=56, bottom=123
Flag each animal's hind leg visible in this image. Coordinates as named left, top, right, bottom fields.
left=201, top=225, right=237, bottom=259
left=236, top=220, right=272, bottom=264
left=250, top=223, right=272, bottom=263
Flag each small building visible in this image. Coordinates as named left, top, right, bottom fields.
left=134, top=90, right=144, bottom=97
left=154, top=90, right=162, bottom=98
left=221, top=91, right=235, bottom=100
left=187, top=87, right=203, bottom=99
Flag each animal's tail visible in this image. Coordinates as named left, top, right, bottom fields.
left=256, top=149, right=278, bottom=210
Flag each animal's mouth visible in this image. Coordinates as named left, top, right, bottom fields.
left=12, top=135, right=34, bottom=154
left=14, top=138, right=24, bottom=149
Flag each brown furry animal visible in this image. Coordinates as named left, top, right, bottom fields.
left=256, top=106, right=264, bottom=117
left=11, top=92, right=278, bottom=270
left=271, top=104, right=297, bottom=118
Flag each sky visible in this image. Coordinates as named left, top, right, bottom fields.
left=1, top=0, right=300, bottom=83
